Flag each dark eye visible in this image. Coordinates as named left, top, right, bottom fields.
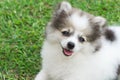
left=79, top=36, right=85, bottom=42
left=62, top=31, right=70, bottom=36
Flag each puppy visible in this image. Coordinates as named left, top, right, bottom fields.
left=35, top=1, right=120, bottom=80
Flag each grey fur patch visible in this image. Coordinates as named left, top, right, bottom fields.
left=50, top=2, right=73, bottom=31
left=117, top=65, right=120, bottom=75
left=115, top=65, right=120, bottom=80
left=94, top=45, right=101, bottom=52
left=86, top=16, right=107, bottom=42
left=86, top=24, right=102, bottom=42
left=52, top=10, right=69, bottom=30
left=104, top=29, right=116, bottom=41
left=86, top=17, right=107, bottom=42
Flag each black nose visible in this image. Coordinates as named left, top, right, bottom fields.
left=67, top=42, right=75, bottom=49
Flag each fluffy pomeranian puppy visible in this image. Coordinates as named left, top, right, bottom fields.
left=35, top=1, right=120, bottom=80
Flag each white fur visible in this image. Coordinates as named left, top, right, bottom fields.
left=35, top=26, right=120, bottom=80
left=70, top=13, right=89, bottom=30
left=35, top=1, right=120, bottom=80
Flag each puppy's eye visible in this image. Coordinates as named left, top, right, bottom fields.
left=62, top=31, right=70, bottom=36
left=79, top=36, right=85, bottom=42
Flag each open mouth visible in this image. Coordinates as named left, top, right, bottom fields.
left=62, top=48, right=73, bottom=56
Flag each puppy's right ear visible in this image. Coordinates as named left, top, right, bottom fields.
left=92, top=16, right=107, bottom=32
left=55, top=1, right=72, bottom=15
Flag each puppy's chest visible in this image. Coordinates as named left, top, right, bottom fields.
left=48, top=57, right=117, bottom=80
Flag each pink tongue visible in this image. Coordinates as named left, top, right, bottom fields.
left=63, top=49, right=73, bottom=56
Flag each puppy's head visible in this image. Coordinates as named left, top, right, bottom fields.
left=45, top=1, right=107, bottom=56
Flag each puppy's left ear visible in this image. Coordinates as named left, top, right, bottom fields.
left=92, top=16, right=107, bottom=31
left=54, top=1, right=72, bottom=16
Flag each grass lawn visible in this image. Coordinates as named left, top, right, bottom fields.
left=0, top=0, right=120, bottom=80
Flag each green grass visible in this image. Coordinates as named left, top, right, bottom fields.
left=0, top=0, right=119, bottom=80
